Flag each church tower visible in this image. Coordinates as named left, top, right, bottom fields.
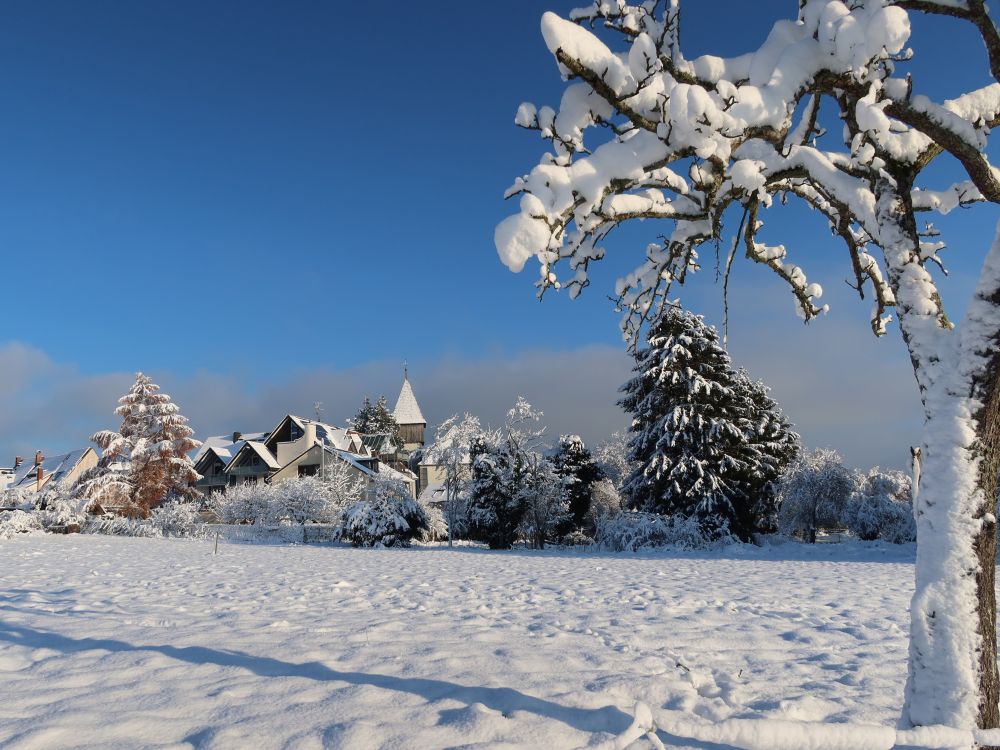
left=393, top=368, right=426, bottom=452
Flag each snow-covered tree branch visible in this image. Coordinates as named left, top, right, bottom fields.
left=497, top=0, right=1000, bottom=733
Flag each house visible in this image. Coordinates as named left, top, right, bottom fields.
left=4, top=449, right=98, bottom=495
left=192, top=413, right=418, bottom=498
left=417, top=453, right=472, bottom=507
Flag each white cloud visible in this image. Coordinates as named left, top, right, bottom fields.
left=0, top=327, right=921, bottom=472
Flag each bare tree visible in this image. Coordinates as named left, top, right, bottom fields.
left=423, top=413, right=482, bottom=546
left=497, top=0, right=1000, bottom=731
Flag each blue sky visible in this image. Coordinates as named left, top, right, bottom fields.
left=0, top=2, right=997, bottom=468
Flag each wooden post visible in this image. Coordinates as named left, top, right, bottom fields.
left=214, top=531, right=219, bottom=555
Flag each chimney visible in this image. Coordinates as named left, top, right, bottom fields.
left=304, top=422, right=317, bottom=446
left=34, top=451, right=43, bottom=467
left=232, top=431, right=242, bottom=444
left=14, top=456, right=22, bottom=469
left=36, top=466, right=43, bottom=492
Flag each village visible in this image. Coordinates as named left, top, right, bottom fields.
left=0, top=372, right=457, bottom=516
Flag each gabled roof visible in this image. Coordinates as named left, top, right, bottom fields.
left=223, top=440, right=281, bottom=473
left=393, top=377, right=425, bottom=426
left=9, top=448, right=94, bottom=490
left=193, top=432, right=268, bottom=464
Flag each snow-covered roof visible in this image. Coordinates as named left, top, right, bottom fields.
left=283, top=416, right=363, bottom=454
left=224, top=441, right=281, bottom=472
left=9, top=449, right=92, bottom=490
left=393, top=377, right=425, bottom=426
left=193, top=432, right=268, bottom=464
left=378, top=462, right=416, bottom=484
left=418, top=478, right=447, bottom=505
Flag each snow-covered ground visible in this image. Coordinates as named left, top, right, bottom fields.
left=0, top=536, right=916, bottom=749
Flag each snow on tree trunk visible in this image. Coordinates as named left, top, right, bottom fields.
left=906, top=230, right=1000, bottom=728
left=496, top=0, right=1000, bottom=731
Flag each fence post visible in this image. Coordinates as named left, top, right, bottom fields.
left=214, top=531, right=219, bottom=555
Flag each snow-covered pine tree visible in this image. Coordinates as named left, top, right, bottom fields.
left=350, top=397, right=376, bottom=432
left=552, top=434, right=605, bottom=538
left=619, top=306, right=752, bottom=540
left=466, top=434, right=522, bottom=549
left=76, top=428, right=135, bottom=513
left=77, top=373, right=200, bottom=518
left=350, top=395, right=402, bottom=450
left=467, top=398, right=547, bottom=549
left=732, top=369, right=801, bottom=533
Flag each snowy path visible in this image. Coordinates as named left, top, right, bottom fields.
left=0, top=536, right=914, bottom=749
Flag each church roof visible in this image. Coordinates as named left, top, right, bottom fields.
left=393, top=376, right=426, bottom=426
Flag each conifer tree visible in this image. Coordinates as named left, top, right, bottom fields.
left=732, top=370, right=800, bottom=533
left=77, top=373, right=201, bottom=518
left=552, top=435, right=605, bottom=537
left=350, top=395, right=402, bottom=448
left=619, top=307, right=751, bottom=540
left=466, top=434, right=522, bottom=550
left=466, top=397, right=547, bottom=549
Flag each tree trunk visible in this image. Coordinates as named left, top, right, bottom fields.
left=904, top=394, right=1000, bottom=731
left=879, top=181, right=1000, bottom=731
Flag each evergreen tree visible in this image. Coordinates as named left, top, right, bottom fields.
left=77, top=373, right=201, bottom=518
left=619, top=307, right=751, bottom=540
left=466, top=397, right=547, bottom=549
left=466, top=434, right=522, bottom=549
left=732, top=370, right=800, bottom=533
left=552, top=434, right=605, bottom=537
left=350, top=395, right=402, bottom=449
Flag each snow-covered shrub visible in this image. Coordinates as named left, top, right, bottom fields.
left=1, top=488, right=34, bottom=511
left=844, top=468, right=915, bottom=543
left=150, top=500, right=205, bottom=538
left=594, top=511, right=737, bottom=552
left=776, top=449, right=861, bottom=542
left=594, top=431, right=633, bottom=491
left=560, top=529, right=594, bottom=546
left=33, top=487, right=87, bottom=530
left=210, top=473, right=364, bottom=526
left=83, top=515, right=160, bottom=537
left=339, top=476, right=428, bottom=548
left=210, top=481, right=273, bottom=525
left=585, top=478, right=622, bottom=527
left=0, top=510, right=43, bottom=538
left=418, top=501, right=449, bottom=543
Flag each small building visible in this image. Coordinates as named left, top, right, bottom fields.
left=393, top=372, right=426, bottom=454
left=4, top=449, right=99, bottom=495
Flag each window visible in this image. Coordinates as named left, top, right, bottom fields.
left=298, top=464, right=318, bottom=477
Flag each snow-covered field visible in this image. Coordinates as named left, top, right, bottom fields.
left=0, top=536, right=916, bottom=749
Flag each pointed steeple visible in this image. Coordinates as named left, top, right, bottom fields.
left=393, top=370, right=425, bottom=426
